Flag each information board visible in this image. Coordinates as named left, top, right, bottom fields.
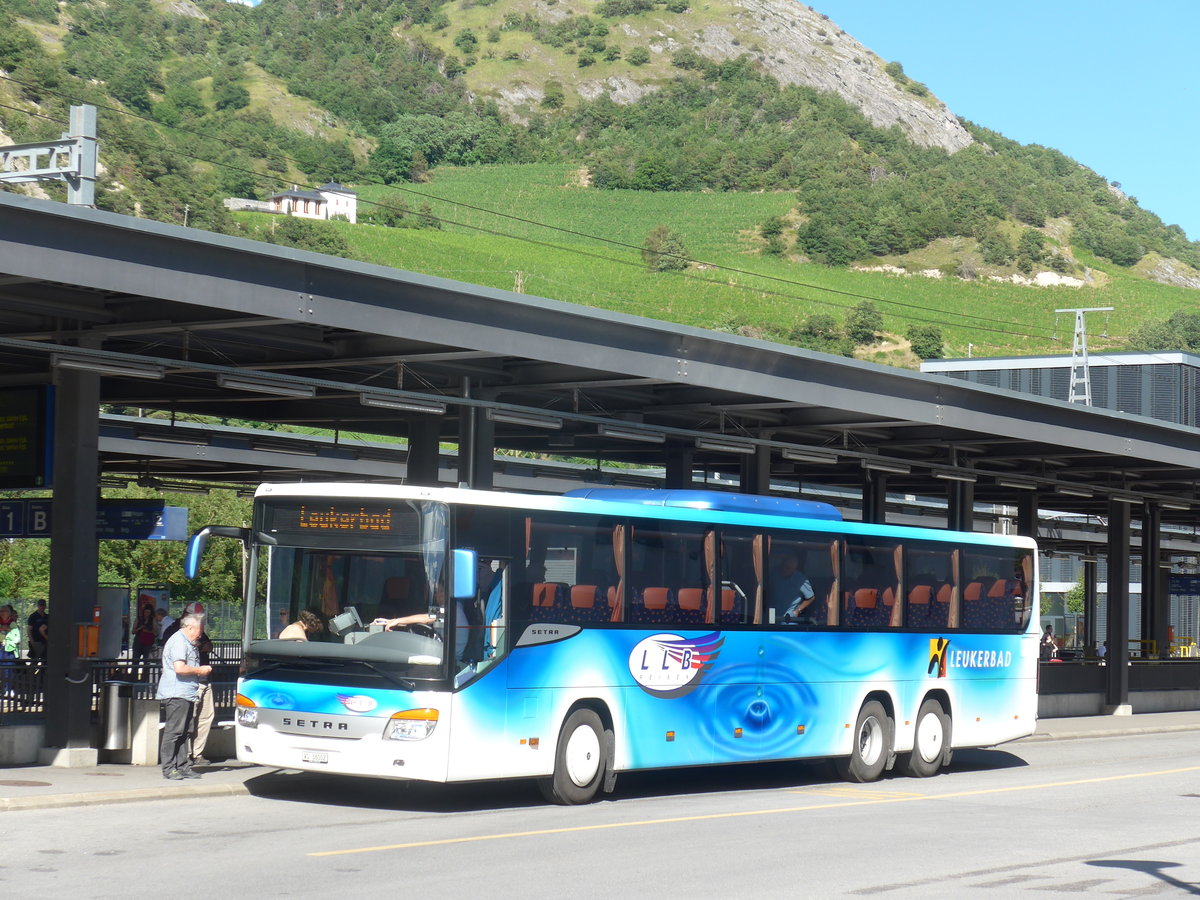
left=1168, top=575, right=1200, bottom=596
left=0, top=386, right=54, bottom=489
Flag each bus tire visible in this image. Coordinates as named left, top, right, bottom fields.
left=898, top=698, right=950, bottom=778
left=836, top=700, right=892, bottom=783
left=540, top=708, right=607, bottom=805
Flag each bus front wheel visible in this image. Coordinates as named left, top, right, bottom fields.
left=898, top=698, right=951, bottom=778
left=836, top=700, right=892, bottom=783
left=540, top=708, right=608, bottom=805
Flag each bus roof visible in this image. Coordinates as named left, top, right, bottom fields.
left=563, top=489, right=842, bottom=521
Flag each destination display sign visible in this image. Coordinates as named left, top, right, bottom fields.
left=262, top=500, right=423, bottom=546
left=0, top=386, right=53, bottom=490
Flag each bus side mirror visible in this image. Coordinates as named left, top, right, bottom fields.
left=452, top=549, right=477, bottom=600
left=184, top=525, right=256, bottom=579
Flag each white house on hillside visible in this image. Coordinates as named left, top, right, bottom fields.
left=264, top=182, right=358, bottom=223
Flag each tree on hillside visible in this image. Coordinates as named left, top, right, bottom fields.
left=846, top=301, right=883, bottom=344
left=906, top=324, right=945, bottom=360
left=979, top=228, right=1014, bottom=266
left=642, top=226, right=690, bottom=271
left=266, top=217, right=352, bottom=258
left=1129, top=311, right=1200, bottom=352
left=790, top=314, right=853, bottom=356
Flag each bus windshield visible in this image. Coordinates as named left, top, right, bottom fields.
left=250, top=498, right=450, bottom=678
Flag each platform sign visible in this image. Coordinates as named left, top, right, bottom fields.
left=0, top=499, right=187, bottom=540
left=96, top=501, right=188, bottom=541
left=0, top=386, right=54, bottom=489
left=25, top=500, right=51, bottom=537
left=0, top=500, right=25, bottom=537
left=1169, top=575, right=1200, bottom=596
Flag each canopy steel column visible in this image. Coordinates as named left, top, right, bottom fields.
left=406, top=417, right=441, bottom=486
left=665, top=448, right=695, bottom=490
left=1083, top=555, right=1098, bottom=652
left=1141, top=504, right=1168, bottom=658
left=740, top=446, right=771, bottom=496
left=947, top=482, right=975, bottom=532
left=1015, top=493, right=1038, bottom=538
left=862, top=473, right=887, bottom=525
left=44, top=366, right=101, bottom=763
left=468, top=401, right=495, bottom=491
left=1104, top=500, right=1131, bottom=714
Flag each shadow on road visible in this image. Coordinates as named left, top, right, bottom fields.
left=242, top=747, right=1028, bottom=812
left=1088, top=860, right=1200, bottom=895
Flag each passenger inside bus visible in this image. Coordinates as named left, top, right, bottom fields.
left=279, top=608, right=325, bottom=641
left=769, top=553, right=816, bottom=623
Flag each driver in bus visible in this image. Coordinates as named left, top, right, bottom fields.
left=769, top=553, right=816, bottom=624
left=373, top=612, right=439, bottom=630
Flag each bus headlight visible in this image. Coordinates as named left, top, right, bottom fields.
left=235, top=693, right=258, bottom=729
left=383, top=708, right=439, bottom=741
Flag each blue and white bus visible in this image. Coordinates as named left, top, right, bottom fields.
left=188, top=483, right=1038, bottom=803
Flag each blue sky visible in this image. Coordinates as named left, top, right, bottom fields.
left=809, top=1, right=1199, bottom=241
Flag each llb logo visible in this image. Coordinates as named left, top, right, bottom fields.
left=628, top=632, right=724, bottom=698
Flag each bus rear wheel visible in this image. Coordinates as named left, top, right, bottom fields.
left=898, top=698, right=951, bottom=778
left=540, top=708, right=608, bottom=805
left=836, top=700, right=892, bottom=783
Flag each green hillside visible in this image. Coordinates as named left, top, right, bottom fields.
left=3, top=0, right=1199, bottom=364
left=233, top=163, right=1195, bottom=360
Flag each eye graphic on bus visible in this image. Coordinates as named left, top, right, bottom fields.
left=628, top=632, right=724, bottom=698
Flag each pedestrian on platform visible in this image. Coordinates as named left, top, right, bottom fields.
left=161, top=603, right=215, bottom=767
left=154, top=607, right=174, bottom=650
left=0, top=605, right=19, bottom=698
left=26, top=599, right=48, bottom=661
left=155, top=612, right=211, bottom=781
left=131, top=603, right=157, bottom=680
left=1040, top=624, right=1058, bottom=660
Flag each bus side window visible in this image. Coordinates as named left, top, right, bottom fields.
left=717, top=528, right=757, bottom=625
left=842, top=540, right=899, bottom=629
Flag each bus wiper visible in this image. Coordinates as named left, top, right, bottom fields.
left=358, top=660, right=417, bottom=691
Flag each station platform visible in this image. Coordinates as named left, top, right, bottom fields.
left=3, top=710, right=1199, bottom=812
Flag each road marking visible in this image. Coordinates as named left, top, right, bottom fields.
left=792, top=787, right=924, bottom=800
left=308, top=765, right=1200, bottom=857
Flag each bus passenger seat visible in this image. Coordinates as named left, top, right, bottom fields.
left=881, top=586, right=898, bottom=627
left=929, top=584, right=951, bottom=628
left=632, top=587, right=674, bottom=624
left=907, top=584, right=932, bottom=627
left=568, top=585, right=607, bottom=623
left=381, top=576, right=411, bottom=604
left=719, top=588, right=742, bottom=624
left=675, top=588, right=704, bottom=625
left=962, top=580, right=990, bottom=628
left=984, top=577, right=1013, bottom=628
left=846, top=588, right=879, bottom=627
left=531, top=582, right=567, bottom=621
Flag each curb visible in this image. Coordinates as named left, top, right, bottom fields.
left=1022, top=723, right=1200, bottom=743
left=0, top=781, right=251, bottom=812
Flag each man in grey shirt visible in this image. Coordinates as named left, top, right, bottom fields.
left=155, top=612, right=212, bottom=780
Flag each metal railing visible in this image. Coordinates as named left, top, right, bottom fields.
left=0, top=655, right=242, bottom=723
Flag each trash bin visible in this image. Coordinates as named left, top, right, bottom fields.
left=102, top=681, right=134, bottom=751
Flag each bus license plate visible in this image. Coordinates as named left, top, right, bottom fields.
left=302, top=751, right=329, bottom=764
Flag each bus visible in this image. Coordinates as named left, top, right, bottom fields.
left=187, top=483, right=1038, bottom=804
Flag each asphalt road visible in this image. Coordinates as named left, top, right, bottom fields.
left=4, top=732, right=1197, bottom=898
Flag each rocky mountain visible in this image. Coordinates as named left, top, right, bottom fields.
left=470, top=0, right=971, bottom=153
